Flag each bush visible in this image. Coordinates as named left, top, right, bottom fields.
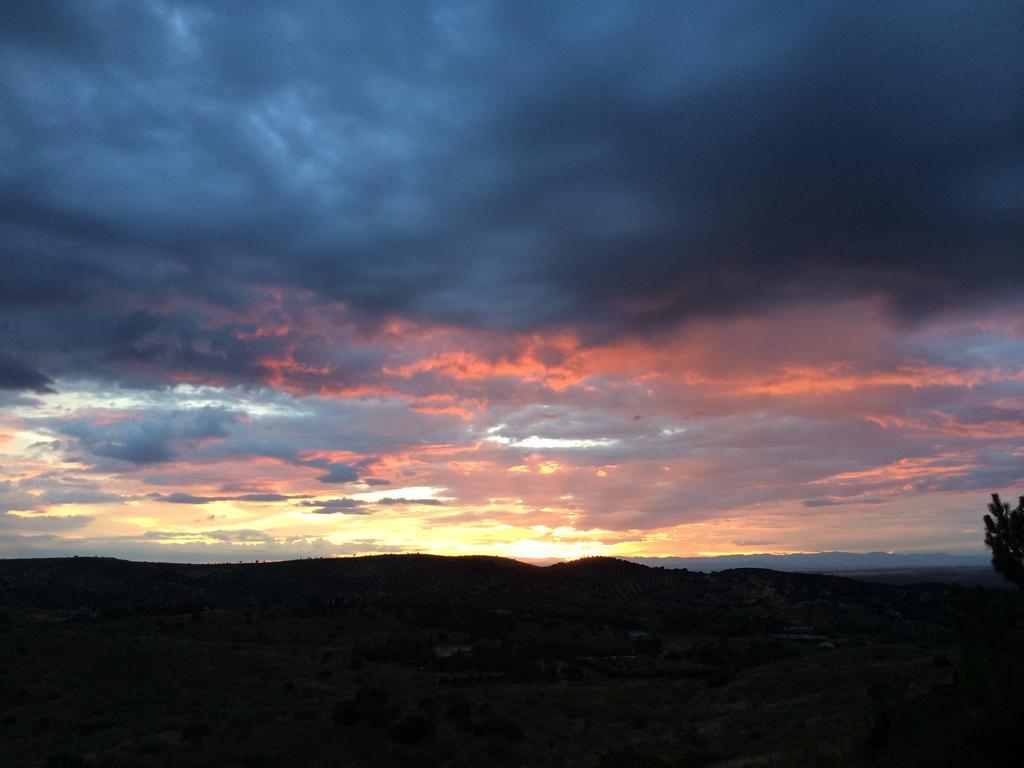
left=562, top=664, right=584, bottom=681
left=332, top=699, right=361, bottom=727
left=354, top=686, right=389, bottom=706
left=355, top=686, right=393, bottom=726
left=445, top=698, right=472, bottom=724
left=472, top=716, right=524, bottom=741
left=44, top=756, right=85, bottom=768
left=389, top=714, right=435, bottom=744
left=180, top=721, right=210, bottom=744
left=363, top=702, right=394, bottom=727
left=596, top=747, right=673, bottom=768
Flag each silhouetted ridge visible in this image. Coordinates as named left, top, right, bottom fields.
left=549, top=556, right=696, bottom=600
left=0, top=554, right=952, bottom=629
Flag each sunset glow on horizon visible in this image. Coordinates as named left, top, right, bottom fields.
left=2, top=2, right=1022, bottom=562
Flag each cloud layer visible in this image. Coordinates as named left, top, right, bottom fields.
left=1, top=2, right=1022, bottom=560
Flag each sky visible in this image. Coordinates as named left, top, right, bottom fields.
left=1, top=1, right=1022, bottom=562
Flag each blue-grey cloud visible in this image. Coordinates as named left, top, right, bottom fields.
left=803, top=497, right=887, bottom=508
left=376, top=497, right=444, bottom=506
left=0, top=354, right=54, bottom=392
left=1, top=478, right=124, bottom=514
left=299, top=498, right=368, bottom=515
left=151, top=491, right=294, bottom=504
left=0, top=1, right=1019, bottom=388
left=0, top=513, right=93, bottom=532
left=292, top=458, right=362, bottom=484
left=54, top=407, right=239, bottom=464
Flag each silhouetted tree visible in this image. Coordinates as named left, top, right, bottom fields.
left=983, top=493, right=1024, bottom=587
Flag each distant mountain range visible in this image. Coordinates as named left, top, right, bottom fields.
left=624, top=551, right=991, bottom=572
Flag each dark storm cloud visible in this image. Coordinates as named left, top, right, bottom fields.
left=54, top=407, right=239, bottom=465
left=0, top=1, right=1021, bottom=385
left=0, top=354, right=54, bottom=392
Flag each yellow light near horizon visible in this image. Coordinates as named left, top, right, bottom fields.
left=492, top=538, right=609, bottom=561
left=121, top=516, right=160, bottom=528
left=350, top=486, right=447, bottom=503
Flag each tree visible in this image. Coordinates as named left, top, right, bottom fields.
left=983, top=493, right=1024, bottom=587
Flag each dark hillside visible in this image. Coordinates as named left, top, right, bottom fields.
left=0, top=555, right=956, bottom=652
left=0, top=554, right=949, bottom=623
left=0, top=555, right=971, bottom=767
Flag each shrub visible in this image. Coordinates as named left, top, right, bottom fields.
left=445, top=698, right=472, bottom=723
left=389, top=714, right=435, bottom=744
left=562, top=664, right=584, bottom=681
left=180, top=721, right=210, bottom=744
left=355, top=686, right=394, bottom=726
left=332, top=699, right=361, bottom=727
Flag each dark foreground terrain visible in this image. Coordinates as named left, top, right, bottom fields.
left=0, top=555, right=1014, bottom=767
